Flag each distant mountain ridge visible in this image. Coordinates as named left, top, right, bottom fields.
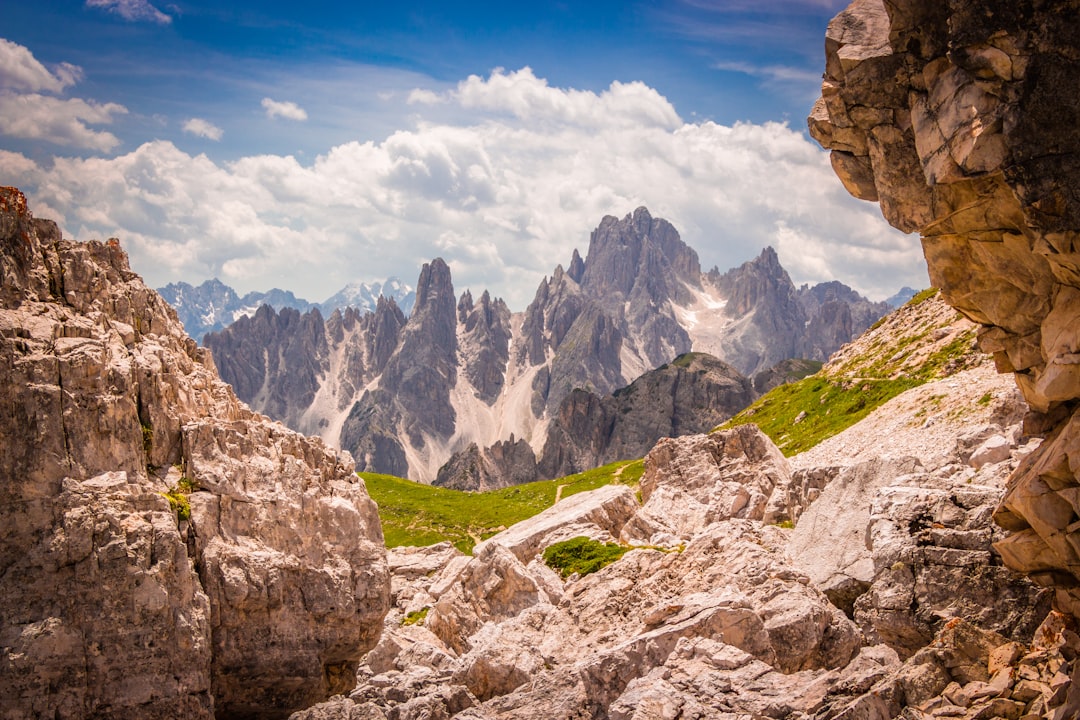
left=201, top=208, right=894, bottom=485
left=157, top=276, right=415, bottom=341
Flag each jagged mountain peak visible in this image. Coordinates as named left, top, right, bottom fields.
left=567, top=247, right=585, bottom=283
left=204, top=210, right=893, bottom=483
left=414, top=257, right=455, bottom=313
left=580, top=206, right=701, bottom=302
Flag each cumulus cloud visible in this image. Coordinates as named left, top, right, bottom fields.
left=8, top=68, right=921, bottom=308
left=0, top=38, right=128, bottom=151
left=85, top=0, right=172, bottom=24
left=261, top=97, right=308, bottom=121
left=0, top=38, right=82, bottom=93
left=182, top=117, right=223, bottom=141
left=0, top=89, right=126, bottom=151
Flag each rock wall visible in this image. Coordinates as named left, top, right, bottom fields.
left=0, top=187, right=390, bottom=719
left=811, top=0, right=1080, bottom=615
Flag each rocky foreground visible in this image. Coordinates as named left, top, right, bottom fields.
left=292, top=349, right=1073, bottom=719
left=0, top=187, right=390, bottom=719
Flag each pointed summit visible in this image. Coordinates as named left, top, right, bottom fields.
left=568, top=248, right=585, bottom=283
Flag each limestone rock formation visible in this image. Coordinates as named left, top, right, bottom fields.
left=811, top=0, right=1080, bottom=615
left=622, top=424, right=793, bottom=542
left=289, top=347, right=1054, bottom=719
left=203, top=208, right=889, bottom=483
left=0, top=187, right=390, bottom=719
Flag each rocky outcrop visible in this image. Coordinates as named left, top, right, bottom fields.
left=622, top=424, right=794, bottom=542
left=539, top=352, right=755, bottom=480
left=290, top=347, right=1057, bottom=719
left=306, top=487, right=861, bottom=719
left=434, top=436, right=538, bottom=492
left=0, top=188, right=390, bottom=719
left=811, top=0, right=1080, bottom=616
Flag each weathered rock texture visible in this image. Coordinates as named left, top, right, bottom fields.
left=437, top=351, right=756, bottom=490
left=0, top=188, right=390, bottom=719
left=811, top=0, right=1080, bottom=616
left=289, top=348, right=1056, bottom=719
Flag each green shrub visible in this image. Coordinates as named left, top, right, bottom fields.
left=162, top=488, right=191, bottom=521
left=542, top=536, right=630, bottom=578
left=402, top=607, right=429, bottom=626
left=141, top=422, right=153, bottom=459
left=907, top=288, right=939, bottom=306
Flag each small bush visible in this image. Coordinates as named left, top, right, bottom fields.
left=162, top=489, right=191, bottom=521
left=141, top=423, right=153, bottom=459
left=402, top=607, right=429, bottom=626
left=542, top=536, right=630, bottom=578
left=907, top=288, right=939, bottom=306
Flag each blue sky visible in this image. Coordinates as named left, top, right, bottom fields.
left=1, top=0, right=925, bottom=307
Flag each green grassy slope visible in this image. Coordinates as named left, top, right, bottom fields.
left=718, top=289, right=982, bottom=456
left=363, top=458, right=644, bottom=554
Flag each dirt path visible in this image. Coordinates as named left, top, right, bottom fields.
left=553, top=462, right=629, bottom=505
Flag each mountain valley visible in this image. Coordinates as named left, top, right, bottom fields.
left=201, top=208, right=892, bottom=486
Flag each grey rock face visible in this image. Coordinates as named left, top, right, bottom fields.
left=0, top=187, right=390, bottom=719
left=538, top=352, right=755, bottom=480
left=206, top=208, right=890, bottom=482
left=340, top=259, right=458, bottom=475
left=438, top=352, right=755, bottom=491
left=434, top=436, right=538, bottom=492
left=458, top=289, right=512, bottom=405
left=204, top=305, right=329, bottom=429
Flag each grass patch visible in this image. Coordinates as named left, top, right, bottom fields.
left=907, top=287, right=939, bottom=306
left=402, top=607, right=429, bottom=626
left=162, top=488, right=191, bottom=521
left=719, top=375, right=921, bottom=456
left=542, top=536, right=630, bottom=578
left=362, top=458, right=642, bottom=554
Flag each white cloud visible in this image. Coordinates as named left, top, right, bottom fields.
left=0, top=38, right=128, bottom=151
left=0, top=38, right=82, bottom=93
left=420, top=67, right=681, bottom=130
left=714, top=60, right=822, bottom=85
left=85, top=0, right=172, bottom=24
left=0, top=92, right=126, bottom=151
left=7, top=68, right=921, bottom=308
left=261, top=97, right=308, bottom=121
left=182, top=117, right=223, bottom=141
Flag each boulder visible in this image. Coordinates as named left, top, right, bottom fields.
left=623, top=424, right=792, bottom=541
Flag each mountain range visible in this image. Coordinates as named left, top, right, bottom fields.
left=157, top=276, right=416, bottom=342
left=199, top=208, right=894, bottom=486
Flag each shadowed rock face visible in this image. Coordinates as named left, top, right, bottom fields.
left=0, top=187, right=390, bottom=719
left=810, top=0, right=1080, bottom=614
